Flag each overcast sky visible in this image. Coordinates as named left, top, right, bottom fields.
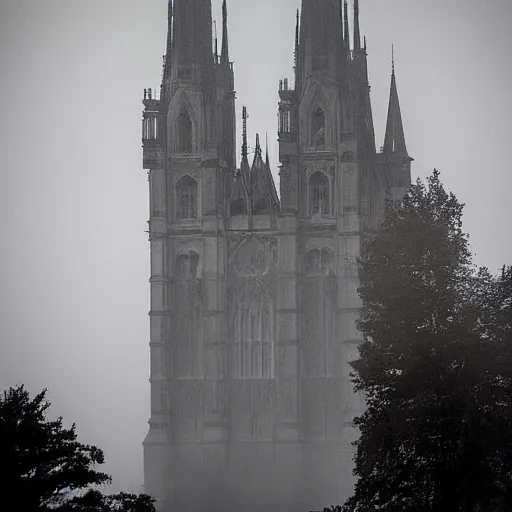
left=0, top=0, right=511, bottom=494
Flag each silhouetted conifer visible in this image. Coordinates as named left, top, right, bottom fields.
left=0, top=385, right=155, bottom=512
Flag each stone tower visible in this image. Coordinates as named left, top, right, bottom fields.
left=142, top=1, right=412, bottom=511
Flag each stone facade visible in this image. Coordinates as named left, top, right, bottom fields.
left=142, top=1, right=412, bottom=511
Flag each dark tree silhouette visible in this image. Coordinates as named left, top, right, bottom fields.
left=0, top=385, right=155, bottom=512
left=341, top=171, right=512, bottom=511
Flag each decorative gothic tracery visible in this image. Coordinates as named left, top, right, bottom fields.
left=232, top=281, right=274, bottom=379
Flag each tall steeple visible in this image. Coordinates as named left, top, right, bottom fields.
left=164, top=0, right=173, bottom=79
left=383, top=53, right=408, bottom=155
left=220, top=0, right=229, bottom=65
left=171, top=0, right=214, bottom=82
left=297, top=0, right=344, bottom=87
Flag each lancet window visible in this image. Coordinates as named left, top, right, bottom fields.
left=309, top=171, right=330, bottom=217
left=176, top=110, right=193, bottom=154
left=311, top=108, right=326, bottom=148
left=176, top=175, right=198, bottom=221
left=232, top=283, right=274, bottom=379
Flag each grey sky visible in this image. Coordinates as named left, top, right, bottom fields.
left=0, top=0, right=511, bottom=493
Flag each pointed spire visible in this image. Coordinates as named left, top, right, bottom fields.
left=171, top=0, right=214, bottom=83
left=255, top=133, right=262, bottom=158
left=354, top=0, right=361, bottom=51
left=241, top=106, right=249, bottom=166
left=339, top=0, right=344, bottom=44
left=343, top=0, right=350, bottom=53
left=251, top=133, right=280, bottom=214
left=295, top=9, right=300, bottom=49
left=383, top=53, right=408, bottom=155
left=214, top=21, right=218, bottom=64
left=221, top=0, right=229, bottom=65
left=164, top=0, right=173, bottom=77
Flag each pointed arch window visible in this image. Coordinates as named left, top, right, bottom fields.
left=311, top=108, right=326, bottom=148
left=176, top=175, right=198, bottom=220
left=309, top=171, right=330, bottom=217
left=177, top=110, right=193, bottom=154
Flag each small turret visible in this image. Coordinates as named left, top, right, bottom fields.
left=383, top=50, right=408, bottom=156
left=379, top=50, right=413, bottom=199
left=251, top=134, right=280, bottom=215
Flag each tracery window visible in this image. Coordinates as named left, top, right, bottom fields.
left=233, top=283, right=274, bottom=379
left=309, top=171, right=330, bottom=217
left=176, top=110, right=193, bottom=154
left=176, top=175, right=198, bottom=220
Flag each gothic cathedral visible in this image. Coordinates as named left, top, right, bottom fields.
left=142, top=1, right=412, bottom=511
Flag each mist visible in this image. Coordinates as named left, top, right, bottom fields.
left=0, top=0, right=511, bottom=497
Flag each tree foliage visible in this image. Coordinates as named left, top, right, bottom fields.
left=342, top=171, right=512, bottom=511
left=0, top=385, right=155, bottom=512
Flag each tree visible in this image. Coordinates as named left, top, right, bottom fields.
left=0, top=385, right=155, bottom=512
left=343, top=171, right=512, bottom=511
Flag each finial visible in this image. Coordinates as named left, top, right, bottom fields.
left=255, top=133, right=261, bottom=157
left=340, top=0, right=344, bottom=42
left=343, top=0, right=350, bottom=54
left=221, top=0, right=229, bottom=64
left=354, top=0, right=361, bottom=51
left=242, top=106, right=249, bottom=161
left=265, top=132, right=270, bottom=164
left=392, top=44, right=395, bottom=75
left=214, top=21, right=218, bottom=63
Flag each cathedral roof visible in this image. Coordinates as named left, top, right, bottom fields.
left=250, top=134, right=280, bottom=214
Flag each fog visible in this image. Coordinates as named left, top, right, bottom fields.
left=0, top=0, right=511, bottom=495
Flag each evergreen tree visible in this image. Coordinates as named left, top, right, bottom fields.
left=343, top=171, right=512, bottom=511
left=0, top=385, right=155, bottom=512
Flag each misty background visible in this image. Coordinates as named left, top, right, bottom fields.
left=0, top=0, right=511, bottom=494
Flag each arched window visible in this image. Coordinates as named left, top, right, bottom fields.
left=177, top=110, right=193, bottom=154
left=309, top=171, right=330, bottom=217
left=311, top=108, right=326, bottom=148
left=176, top=175, right=198, bottom=220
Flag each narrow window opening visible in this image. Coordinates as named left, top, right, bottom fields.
left=309, top=171, right=330, bottom=217
left=311, top=108, right=326, bottom=148
left=177, top=111, right=193, bottom=154
left=176, top=176, right=198, bottom=220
